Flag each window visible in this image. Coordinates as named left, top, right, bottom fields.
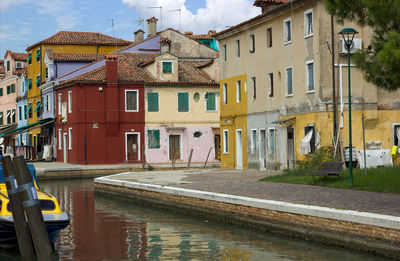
left=24, top=104, right=27, bottom=120
left=286, top=67, right=293, bottom=96
left=68, top=91, right=72, bottom=113
left=249, top=34, right=255, bottom=53
left=394, top=124, right=400, bottom=146
left=223, top=129, right=229, bottom=153
left=236, top=40, right=240, bottom=57
left=6, top=110, right=11, bottom=124
left=6, top=61, right=10, bottom=71
left=35, top=49, right=41, bottom=62
left=19, top=106, right=22, bottom=121
left=27, top=53, right=32, bottom=64
left=58, top=129, right=62, bottom=150
left=28, top=102, right=32, bottom=119
left=147, top=92, right=159, bottom=112
left=178, top=92, right=189, bottom=112
left=223, top=44, right=227, bottom=61
left=236, top=80, right=241, bottom=103
left=7, top=85, right=10, bottom=94
left=283, top=18, right=292, bottom=44
left=45, top=67, right=49, bottom=79
left=148, top=129, right=160, bottom=149
left=0, top=112, right=2, bottom=125
left=162, top=61, right=172, bottom=73
left=36, top=101, right=41, bottom=118
left=11, top=84, right=15, bottom=93
left=125, top=90, right=138, bottom=111
left=268, top=73, right=274, bottom=97
left=304, top=9, right=313, bottom=37
left=0, top=88, right=2, bottom=96
left=251, top=129, right=258, bottom=153
left=304, top=125, right=316, bottom=153
left=251, top=77, right=256, bottom=99
left=28, top=78, right=32, bottom=89
left=223, top=83, right=228, bottom=104
left=267, top=28, right=272, bottom=48
left=206, top=92, right=217, bottom=111
left=68, top=128, right=72, bottom=150
left=268, top=128, right=275, bottom=153
left=58, top=94, right=62, bottom=115
left=12, top=109, right=15, bottom=123
left=306, top=61, right=314, bottom=92
left=36, top=75, right=41, bottom=87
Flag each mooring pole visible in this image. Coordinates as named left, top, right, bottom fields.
left=13, top=156, right=56, bottom=261
left=203, top=147, right=212, bottom=168
left=362, top=114, right=367, bottom=175
left=2, top=156, right=35, bottom=261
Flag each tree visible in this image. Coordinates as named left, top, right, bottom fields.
left=324, top=0, right=400, bottom=91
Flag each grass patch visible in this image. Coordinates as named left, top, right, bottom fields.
left=260, top=166, right=400, bottom=194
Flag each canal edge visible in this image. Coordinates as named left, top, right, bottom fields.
left=94, top=175, right=400, bottom=259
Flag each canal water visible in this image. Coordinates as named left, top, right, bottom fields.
left=3, top=179, right=388, bottom=260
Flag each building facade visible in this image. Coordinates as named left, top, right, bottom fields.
left=216, top=0, right=400, bottom=170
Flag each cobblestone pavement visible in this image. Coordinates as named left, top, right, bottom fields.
left=173, top=169, right=400, bottom=217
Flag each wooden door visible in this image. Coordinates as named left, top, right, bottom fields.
left=214, top=134, right=221, bottom=160
left=127, top=134, right=139, bottom=161
left=169, top=135, right=180, bottom=160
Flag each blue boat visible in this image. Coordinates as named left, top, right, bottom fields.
left=0, top=164, right=70, bottom=248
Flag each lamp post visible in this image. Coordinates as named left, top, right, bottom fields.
left=339, top=28, right=359, bottom=186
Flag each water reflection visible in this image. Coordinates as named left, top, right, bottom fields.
left=10, top=179, right=388, bottom=260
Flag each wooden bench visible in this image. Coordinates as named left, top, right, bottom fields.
left=310, top=161, right=343, bottom=182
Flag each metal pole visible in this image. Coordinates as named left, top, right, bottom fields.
left=188, top=148, right=193, bottom=169
left=347, top=50, right=353, bottom=186
left=362, top=114, right=367, bottom=175
left=331, top=15, right=337, bottom=144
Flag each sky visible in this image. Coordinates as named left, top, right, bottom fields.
left=0, top=0, right=260, bottom=57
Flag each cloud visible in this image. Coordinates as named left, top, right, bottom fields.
left=0, top=0, right=31, bottom=12
left=122, top=0, right=259, bottom=34
left=34, top=0, right=82, bottom=30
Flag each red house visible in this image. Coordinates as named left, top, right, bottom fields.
left=55, top=53, right=157, bottom=164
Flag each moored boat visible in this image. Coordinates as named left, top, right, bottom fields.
left=0, top=164, right=70, bottom=248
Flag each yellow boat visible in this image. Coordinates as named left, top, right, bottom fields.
left=0, top=164, right=70, bottom=248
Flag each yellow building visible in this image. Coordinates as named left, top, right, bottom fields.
left=220, top=74, right=248, bottom=169
left=216, top=0, right=400, bottom=170
left=25, top=31, right=131, bottom=155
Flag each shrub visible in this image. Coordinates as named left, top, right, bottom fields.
left=297, top=147, right=340, bottom=170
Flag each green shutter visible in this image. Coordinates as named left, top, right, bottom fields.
left=148, top=93, right=159, bottom=112
left=6, top=61, right=10, bottom=71
left=206, top=92, right=216, bottom=111
left=27, top=53, right=32, bottom=64
left=34, top=101, right=41, bottom=112
left=35, top=50, right=40, bottom=61
left=162, top=62, right=172, bottom=73
left=36, top=75, right=40, bottom=86
left=28, top=79, right=32, bottom=89
left=11, top=84, right=15, bottom=93
left=0, top=88, right=3, bottom=96
left=178, top=93, right=188, bottom=112
left=7, top=85, right=10, bottom=94
left=12, top=109, right=15, bottom=123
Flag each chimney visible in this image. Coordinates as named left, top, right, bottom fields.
left=146, top=17, right=158, bottom=37
left=134, top=29, right=145, bottom=42
left=105, top=54, right=118, bottom=83
left=208, top=30, right=217, bottom=37
left=185, top=31, right=193, bottom=36
left=253, top=0, right=283, bottom=14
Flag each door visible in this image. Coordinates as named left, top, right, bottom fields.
left=126, top=133, right=140, bottom=161
left=169, top=135, right=181, bottom=160
left=236, top=130, right=243, bottom=169
left=259, top=129, right=266, bottom=170
left=214, top=134, right=221, bottom=160
left=287, top=126, right=295, bottom=169
left=63, top=133, right=67, bottom=163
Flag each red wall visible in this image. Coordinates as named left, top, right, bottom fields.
left=55, top=82, right=145, bottom=164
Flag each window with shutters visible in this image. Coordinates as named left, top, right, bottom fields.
left=162, top=61, right=172, bottom=74
left=268, top=73, right=274, bottom=97
left=6, top=110, right=11, bottom=124
left=306, top=61, right=314, bottom=92
left=24, top=104, right=27, bottom=120
left=0, top=112, right=3, bottom=125
left=147, top=92, right=159, bottom=112
left=236, top=80, right=241, bottom=103
left=125, top=90, right=139, bottom=112
left=12, top=109, right=15, bottom=123
left=223, top=83, right=228, bottom=104
left=236, top=40, right=240, bottom=57
left=147, top=129, right=160, bottom=149
left=35, top=49, right=41, bottom=62
left=11, top=84, right=15, bottom=93
left=304, top=9, right=313, bottom=37
left=19, top=106, right=22, bottom=121
left=206, top=92, right=216, bottom=111
left=0, top=88, right=3, bottom=96
left=36, top=75, right=41, bottom=87
left=6, top=61, right=10, bottom=71
left=6, top=85, right=10, bottom=94
left=178, top=92, right=189, bottom=112
left=27, top=53, right=32, bottom=64
left=223, top=129, right=229, bottom=153
left=249, top=34, right=255, bottom=53
left=286, top=67, right=293, bottom=96
left=28, top=78, right=32, bottom=89
left=283, top=18, right=292, bottom=44
left=28, top=103, right=33, bottom=119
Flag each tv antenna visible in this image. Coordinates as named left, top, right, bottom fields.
left=134, top=16, right=145, bottom=29
left=148, top=6, right=162, bottom=31
left=107, top=18, right=117, bottom=50
left=168, top=9, right=181, bottom=32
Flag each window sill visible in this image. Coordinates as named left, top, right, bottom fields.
left=304, top=34, right=314, bottom=39
left=223, top=152, right=229, bottom=155
left=285, top=94, right=294, bottom=98
left=206, top=110, right=217, bottom=112
left=284, top=40, right=292, bottom=46
left=125, top=110, right=139, bottom=112
left=306, top=90, right=315, bottom=94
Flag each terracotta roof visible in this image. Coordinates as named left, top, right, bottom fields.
left=215, top=0, right=298, bottom=38
left=52, top=52, right=105, bottom=62
left=15, top=68, right=27, bottom=75
left=27, top=31, right=132, bottom=50
left=253, top=0, right=291, bottom=6
left=0, top=60, right=4, bottom=66
left=186, top=30, right=217, bottom=40
left=4, top=50, right=27, bottom=61
left=57, top=53, right=217, bottom=86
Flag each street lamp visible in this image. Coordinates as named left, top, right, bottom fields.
left=339, top=28, right=359, bottom=186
